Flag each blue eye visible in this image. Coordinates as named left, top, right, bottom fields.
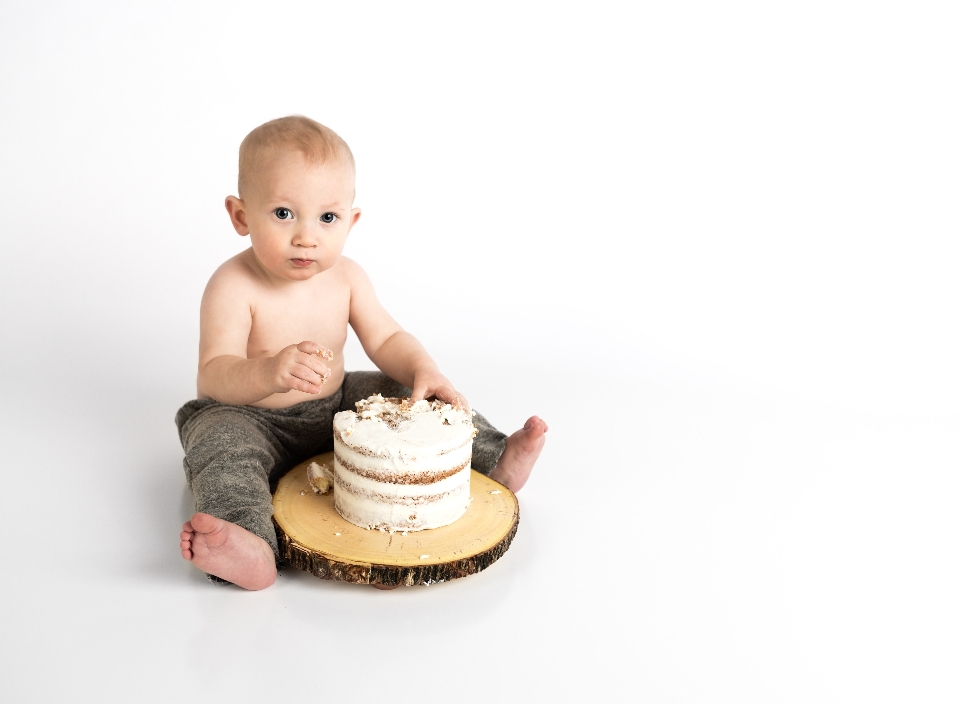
left=320, top=212, right=338, bottom=224
left=274, top=208, right=293, bottom=220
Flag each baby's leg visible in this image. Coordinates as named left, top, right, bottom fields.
left=176, top=401, right=286, bottom=589
left=470, top=411, right=508, bottom=476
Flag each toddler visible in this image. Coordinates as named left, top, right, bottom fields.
left=176, top=116, right=547, bottom=589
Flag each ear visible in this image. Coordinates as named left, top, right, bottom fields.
left=225, top=196, right=249, bottom=236
left=346, top=207, right=361, bottom=233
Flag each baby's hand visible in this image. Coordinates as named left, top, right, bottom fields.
left=264, top=341, right=333, bottom=395
left=411, top=369, right=470, bottom=412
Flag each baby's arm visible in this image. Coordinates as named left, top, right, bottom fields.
left=345, top=260, right=469, bottom=409
left=197, top=263, right=333, bottom=405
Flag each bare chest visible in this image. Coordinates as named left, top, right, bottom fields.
left=246, top=283, right=350, bottom=359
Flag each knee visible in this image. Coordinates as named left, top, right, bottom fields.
left=184, top=441, right=275, bottom=484
left=182, top=412, right=279, bottom=484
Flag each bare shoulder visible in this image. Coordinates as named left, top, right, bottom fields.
left=202, top=249, right=276, bottom=319
left=204, top=249, right=262, bottom=300
left=334, top=255, right=372, bottom=288
left=329, top=256, right=377, bottom=306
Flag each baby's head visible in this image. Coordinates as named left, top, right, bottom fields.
left=237, top=115, right=355, bottom=199
left=227, top=116, right=361, bottom=281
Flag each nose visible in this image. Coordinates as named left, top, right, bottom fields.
left=292, top=222, right=319, bottom=247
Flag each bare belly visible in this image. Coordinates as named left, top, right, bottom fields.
left=247, top=368, right=346, bottom=409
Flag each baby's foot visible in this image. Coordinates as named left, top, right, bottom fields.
left=489, top=416, right=548, bottom=493
left=180, top=513, right=276, bottom=590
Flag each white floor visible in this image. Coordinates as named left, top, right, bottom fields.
left=2, top=347, right=957, bottom=701
left=2, top=3, right=958, bottom=702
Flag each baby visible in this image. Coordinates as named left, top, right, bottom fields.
left=176, top=116, right=548, bottom=589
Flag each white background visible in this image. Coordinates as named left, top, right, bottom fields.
left=1, top=1, right=957, bottom=701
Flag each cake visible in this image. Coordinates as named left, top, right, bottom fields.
left=332, top=394, right=477, bottom=532
left=306, top=460, right=334, bottom=494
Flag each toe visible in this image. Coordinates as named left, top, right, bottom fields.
left=522, top=416, right=548, bottom=437
left=190, top=512, right=221, bottom=534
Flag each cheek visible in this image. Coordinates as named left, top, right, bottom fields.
left=251, top=230, right=285, bottom=258
left=322, top=226, right=347, bottom=247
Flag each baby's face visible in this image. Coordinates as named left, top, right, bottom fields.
left=231, top=149, right=360, bottom=282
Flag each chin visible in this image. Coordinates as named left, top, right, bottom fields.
left=289, top=262, right=331, bottom=278
left=285, top=269, right=317, bottom=280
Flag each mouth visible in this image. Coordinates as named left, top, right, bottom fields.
left=291, top=258, right=315, bottom=268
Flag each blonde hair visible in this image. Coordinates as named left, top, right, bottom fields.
left=238, top=115, right=354, bottom=197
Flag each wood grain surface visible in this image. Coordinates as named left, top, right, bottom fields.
left=273, top=452, right=519, bottom=587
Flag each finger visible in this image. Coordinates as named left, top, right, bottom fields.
left=436, top=386, right=470, bottom=412
left=296, top=353, right=331, bottom=378
left=296, top=341, right=334, bottom=361
left=289, top=372, right=323, bottom=394
left=294, top=362, right=330, bottom=386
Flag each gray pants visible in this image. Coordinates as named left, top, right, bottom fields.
left=175, top=371, right=507, bottom=573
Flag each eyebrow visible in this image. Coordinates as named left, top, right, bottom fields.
left=265, top=197, right=347, bottom=210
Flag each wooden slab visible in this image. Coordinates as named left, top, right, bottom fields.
left=272, top=452, right=519, bottom=587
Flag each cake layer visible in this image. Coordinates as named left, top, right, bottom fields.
left=333, top=438, right=472, bottom=482
left=334, top=453, right=471, bottom=500
left=334, top=465, right=472, bottom=532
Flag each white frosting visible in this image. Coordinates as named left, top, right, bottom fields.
left=332, top=395, right=476, bottom=532
left=336, top=395, right=474, bottom=457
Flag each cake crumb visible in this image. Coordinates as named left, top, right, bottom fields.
left=334, top=532, right=341, bottom=536
left=307, top=461, right=334, bottom=494
left=489, top=490, right=501, bottom=495
left=401, top=531, right=408, bottom=537
left=300, top=490, right=305, bottom=496
left=419, top=554, right=429, bottom=559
